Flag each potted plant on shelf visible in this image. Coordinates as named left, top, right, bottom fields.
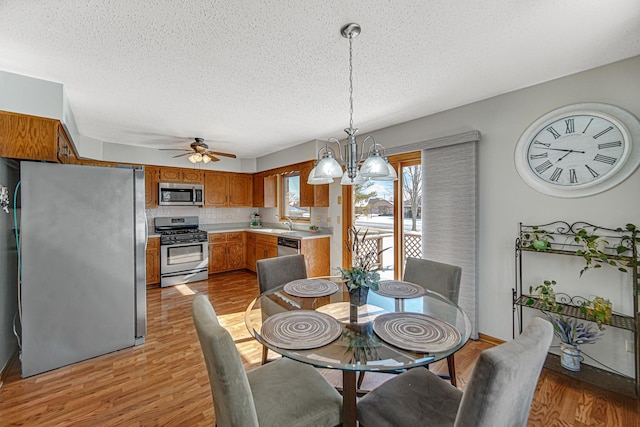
left=580, top=296, right=612, bottom=329
left=526, top=279, right=562, bottom=313
left=549, top=315, right=603, bottom=372
left=523, top=226, right=554, bottom=251
left=309, top=225, right=319, bottom=234
left=573, top=226, right=636, bottom=277
left=338, top=226, right=387, bottom=309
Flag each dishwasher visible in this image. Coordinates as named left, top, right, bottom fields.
left=277, top=237, right=301, bottom=256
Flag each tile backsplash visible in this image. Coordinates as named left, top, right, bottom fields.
left=146, top=206, right=256, bottom=230
left=146, top=206, right=330, bottom=231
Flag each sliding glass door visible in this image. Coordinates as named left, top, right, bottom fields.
left=342, top=151, right=421, bottom=280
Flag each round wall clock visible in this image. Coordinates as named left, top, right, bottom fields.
left=514, top=103, right=640, bottom=197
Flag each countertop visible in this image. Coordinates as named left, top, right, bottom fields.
left=148, top=223, right=331, bottom=240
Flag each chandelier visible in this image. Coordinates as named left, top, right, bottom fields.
left=308, top=23, right=397, bottom=186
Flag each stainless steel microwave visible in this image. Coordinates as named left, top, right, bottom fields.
left=158, top=182, right=204, bottom=206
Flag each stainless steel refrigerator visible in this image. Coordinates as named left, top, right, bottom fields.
left=20, top=162, right=147, bottom=377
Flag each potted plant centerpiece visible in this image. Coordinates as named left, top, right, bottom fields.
left=338, top=226, right=387, bottom=310
left=549, top=315, right=602, bottom=371
left=309, top=225, right=319, bottom=234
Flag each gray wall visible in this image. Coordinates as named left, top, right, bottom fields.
left=0, top=159, right=19, bottom=375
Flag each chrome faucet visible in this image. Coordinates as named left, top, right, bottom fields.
left=282, top=217, right=293, bottom=230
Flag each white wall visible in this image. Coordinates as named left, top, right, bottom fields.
left=352, top=55, right=640, bottom=342
left=0, top=70, right=63, bottom=120
left=253, top=57, right=640, bottom=348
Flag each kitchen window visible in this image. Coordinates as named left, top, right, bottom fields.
left=282, top=173, right=310, bottom=221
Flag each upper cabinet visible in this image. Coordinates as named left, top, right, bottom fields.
left=204, top=171, right=253, bottom=208
left=56, top=124, right=77, bottom=164
left=299, top=160, right=329, bottom=207
left=145, top=166, right=160, bottom=208
left=0, top=111, right=58, bottom=161
left=159, top=167, right=203, bottom=184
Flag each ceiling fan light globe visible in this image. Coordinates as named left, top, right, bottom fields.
left=202, top=155, right=211, bottom=164
left=188, top=154, right=197, bottom=163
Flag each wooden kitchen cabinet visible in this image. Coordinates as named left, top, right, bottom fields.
left=204, top=171, right=253, bottom=207
left=0, top=111, right=58, bottom=161
left=252, top=173, right=277, bottom=208
left=56, top=124, right=77, bottom=163
left=144, top=166, right=160, bottom=208
left=159, top=167, right=203, bottom=184
left=146, top=237, right=161, bottom=286
left=208, top=232, right=246, bottom=274
left=299, top=160, right=329, bottom=207
left=246, top=232, right=257, bottom=272
left=301, top=237, right=331, bottom=277
left=255, top=234, right=278, bottom=266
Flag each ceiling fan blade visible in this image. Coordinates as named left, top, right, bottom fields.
left=206, top=153, right=220, bottom=162
left=172, top=152, right=191, bottom=158
left=208, top=151, right=237, bottom=158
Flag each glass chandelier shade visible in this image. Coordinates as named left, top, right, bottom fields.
left=307, top=164, right=334, bottom=184
left=309, top=23, right=397, bottom=186
left=315, top=150, right=344, bottom=179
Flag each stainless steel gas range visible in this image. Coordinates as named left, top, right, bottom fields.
left=154, top=216, right=209, bottom=287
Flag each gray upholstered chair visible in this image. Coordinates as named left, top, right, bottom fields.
left=192, top=295, right=342, bottom=427
left=357, top=317, right=553, bottom=427
left=256, top=254, right=308, bottom=364
left=403, top=257, right=462, bottom=386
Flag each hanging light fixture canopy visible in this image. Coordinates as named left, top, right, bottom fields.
left=309, top=23, right=397, bottom=186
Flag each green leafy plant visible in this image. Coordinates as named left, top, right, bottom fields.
left=526, top=279, right=562, bottom=313
left=574, top=228, right=629, bottom=277
left=338, top=226, right=387, bottom=291
left=523, top=226, right=554, bottom=251
left=309, top=225, right=319, bottom=231
left=549, top=315, right=603, bottom=346
left=580, top=296, right=612, bottom=329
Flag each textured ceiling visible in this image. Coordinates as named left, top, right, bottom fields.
left=1, top=1, right=640, bottom=159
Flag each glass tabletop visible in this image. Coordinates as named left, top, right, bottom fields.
left=245, top=277, right=471, bottom=372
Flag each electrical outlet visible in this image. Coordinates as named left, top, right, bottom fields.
left=626, top=340, right=635, bottom=353
left=327, top=217, right=332, bottom=224
left=337, top=196, right=342, bottom=204
left=316, top=216, right=321, bottom=222
left=337, top=216, right=340, bottom=224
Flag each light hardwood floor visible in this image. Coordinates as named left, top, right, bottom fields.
left=1, top=270, right=638, bottom=426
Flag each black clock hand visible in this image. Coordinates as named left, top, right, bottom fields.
left=557, top=149, right=578, bottom=161
left=535, top=147, right=586, bottom=154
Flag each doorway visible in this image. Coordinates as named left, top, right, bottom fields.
left=342, top=151, right=422, bottom=280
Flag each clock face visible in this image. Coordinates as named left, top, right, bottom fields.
left=515, top=103, right=640, bottom=197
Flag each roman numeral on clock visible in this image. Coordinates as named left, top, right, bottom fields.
left=593, top=154, right=617, bottom=165
left=592, top=126, right=614, bottom=139
left=546, top=126, right=561, bottom=139
left=565, top=119, right=575, bottom=134
left=550, top=167, right=563, bottom=182
left=585, top=165, right=599, bottom=178
left=597, top=141, right=622, bottom=149
left=533, top=141, right=551, bottom=147
left=530, top=153, right=548, bottom=159
left=535, top=160, right=553, bottom=174
left=569, top=169, right=577, bottom=184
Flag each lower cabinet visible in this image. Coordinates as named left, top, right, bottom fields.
left=209, top=232, right=246, bottom=274
left=146, top=237, right=160, bottom=286
left=246, top=233, right=278, bottom=272
left=301, top=237, right=331, bottom=277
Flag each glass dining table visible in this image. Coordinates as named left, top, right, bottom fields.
left=245, top=277, right=471, bottom=427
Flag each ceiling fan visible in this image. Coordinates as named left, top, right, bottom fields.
left=160, top=138, right=237, bottom=163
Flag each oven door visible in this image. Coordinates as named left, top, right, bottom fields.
left=161, top=241, right=209, bottom=274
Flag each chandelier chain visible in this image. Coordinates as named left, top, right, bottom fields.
left=348, top=33, right=354, bottom=131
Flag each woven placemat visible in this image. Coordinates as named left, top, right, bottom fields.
left=283, top=279, right=340, bottom=297
left=260, top=310, right=342, bottom=350
left=373, top=280, right=428, bottom=298
left=373, top=312, right=461, bottom=353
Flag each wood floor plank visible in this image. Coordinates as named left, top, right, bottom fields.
left=0, top=270, right=638, bottom=426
